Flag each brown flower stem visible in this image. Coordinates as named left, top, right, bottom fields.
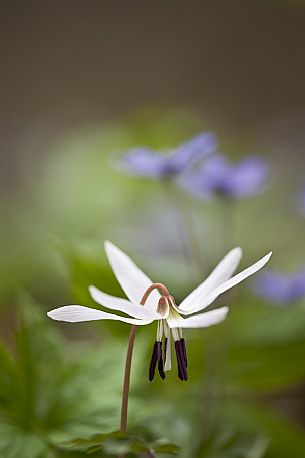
left=119, top=283, right=169, bottom=457
left=120, top=324, right=137, bottom=434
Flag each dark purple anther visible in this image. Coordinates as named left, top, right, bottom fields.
left=149, top=341, right=166, bottom=381
left=149, top=342, right=159, bottom=381
left=175, top=340, right=188, bottom=381
left=180, top=338, right=188, bottom=368
left=157, top=342, right=166, bottom=380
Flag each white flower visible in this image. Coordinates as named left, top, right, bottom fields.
left=48, top=241, right=272, bottom=381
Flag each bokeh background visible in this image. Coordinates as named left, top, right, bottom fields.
left=1, top=1, right=305, bottom=457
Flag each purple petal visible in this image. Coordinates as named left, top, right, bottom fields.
left=227, top=156, right=269, bottom=198
left=119, top=132, right=217, bottom=179
left=120, top=148, right=169, bottom=178
left=168, top=132, right=218, bottom=172
left=291, top=268, right=305, bottom=298
left=179, top=154, right=269, bottom=199
left=254, top=269, right=305, bottom=305
left=178, top=154, right=232, bottom=198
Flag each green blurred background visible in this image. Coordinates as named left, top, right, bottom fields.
left=0, top=1, right=305, bottom=457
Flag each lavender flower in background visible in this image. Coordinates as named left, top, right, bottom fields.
left=119, top=132, right=217, bottom=179
left=179, top=153, right=269, bottom=200
left=254, top=268, right=305, bottom=305
left=300, top=186, right=305, bottom=215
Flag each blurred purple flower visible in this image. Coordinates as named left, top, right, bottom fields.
left=300, top=186, right=305, bottom=214
left=119, top=132, right=217, bottom=179
left=254, top=268, right=305, bottom=305
left=179, top=154, right=269, bottom=199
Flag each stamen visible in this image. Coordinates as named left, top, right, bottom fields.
left=149, top=342, right=159, bottom=381
left=180, top=337, right=188, bottom=369
left=156, top=320, right=163, bottom=342
left=157, top=342, right=166, bottom=380
left=175, top=343, right=183, bottom=380
left=174, top=340, right=188, bottom=381
left=178, top=327, right=183, bottom=340
left=149, top=341, right=166, bottom=381
left=172, top=327, right=180, bottom=341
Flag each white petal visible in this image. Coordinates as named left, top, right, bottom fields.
left=187, top=251, right=272, bottom=314
left=179, top=247, right=243, bottom=313
left=169, top=306, right=229, bottom=329
left=47, top=305, right=154, bottom=325
left=105, top=241, right=161, bottom=312
left=89, top=285, right=160, bottom=320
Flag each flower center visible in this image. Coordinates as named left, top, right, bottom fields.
left=148, top=290, right=188, bottom=382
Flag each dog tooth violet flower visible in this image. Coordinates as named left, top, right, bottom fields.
left=48, top=241, right=272, bottom=381
left=119, top=132, right=217, bottom=179
left=179, top=153, right=269, bottom=199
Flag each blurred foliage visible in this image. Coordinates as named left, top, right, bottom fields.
left=0, top=112, right=304, bottom=456
left=0, top=298, right=172, bottom=457
left=68, top=431, right=179, bottom=456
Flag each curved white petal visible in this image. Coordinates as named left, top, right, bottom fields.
left=89, top=285, right=160, bottom=320
left=179, top=247, right=243, bottom=313
left=169, top=306, right=229, bottom=329
left=187, top=251, right=272, bottom=314
left=104, top=241, right=161, bottom=311
left=47, top=305, right=154, bottom=325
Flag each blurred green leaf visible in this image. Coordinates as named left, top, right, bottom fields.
left=0, top=297, right=161, bottom=457
left=193, top=428, right=269, bottom=458
left=224, top=300, right=305, bottom=390
left=222, top=401, right=305, bottom=458
left=68, top=430, right=179, bottom=456
left=151, top=439, right=180, bottom=455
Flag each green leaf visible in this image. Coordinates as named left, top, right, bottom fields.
left=193, top=428, right=269, bottom=458
left=198, top=301, right=305, bottom=392
left=0, top=297, right=155, bottom=456
left=152, top=439, right=180, bottom=455
left=222, top=401, right=305, bottom=458
left=68, top=431, right=127, bottom=448
left=68, top=431, right=180, bottom=456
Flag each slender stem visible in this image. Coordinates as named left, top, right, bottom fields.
left=119, top=283, right=169, bottom=456
left=163, top=180, right=205, bottom=277
left=180, top=195, right=206, bottom=276
left=199, top=196, right=236, bottom=443
left=163, top=180, right=190, bottom=262
left=120, top=324, right=137, bottom=433
left=216, top=195, right=236, bottom=255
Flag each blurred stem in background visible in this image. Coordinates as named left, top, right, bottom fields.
left=196, top=196, right=237, bottom=451
left=163, top=180, right=205, bottom=278
left=216, top=196, right=236, bottom=256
